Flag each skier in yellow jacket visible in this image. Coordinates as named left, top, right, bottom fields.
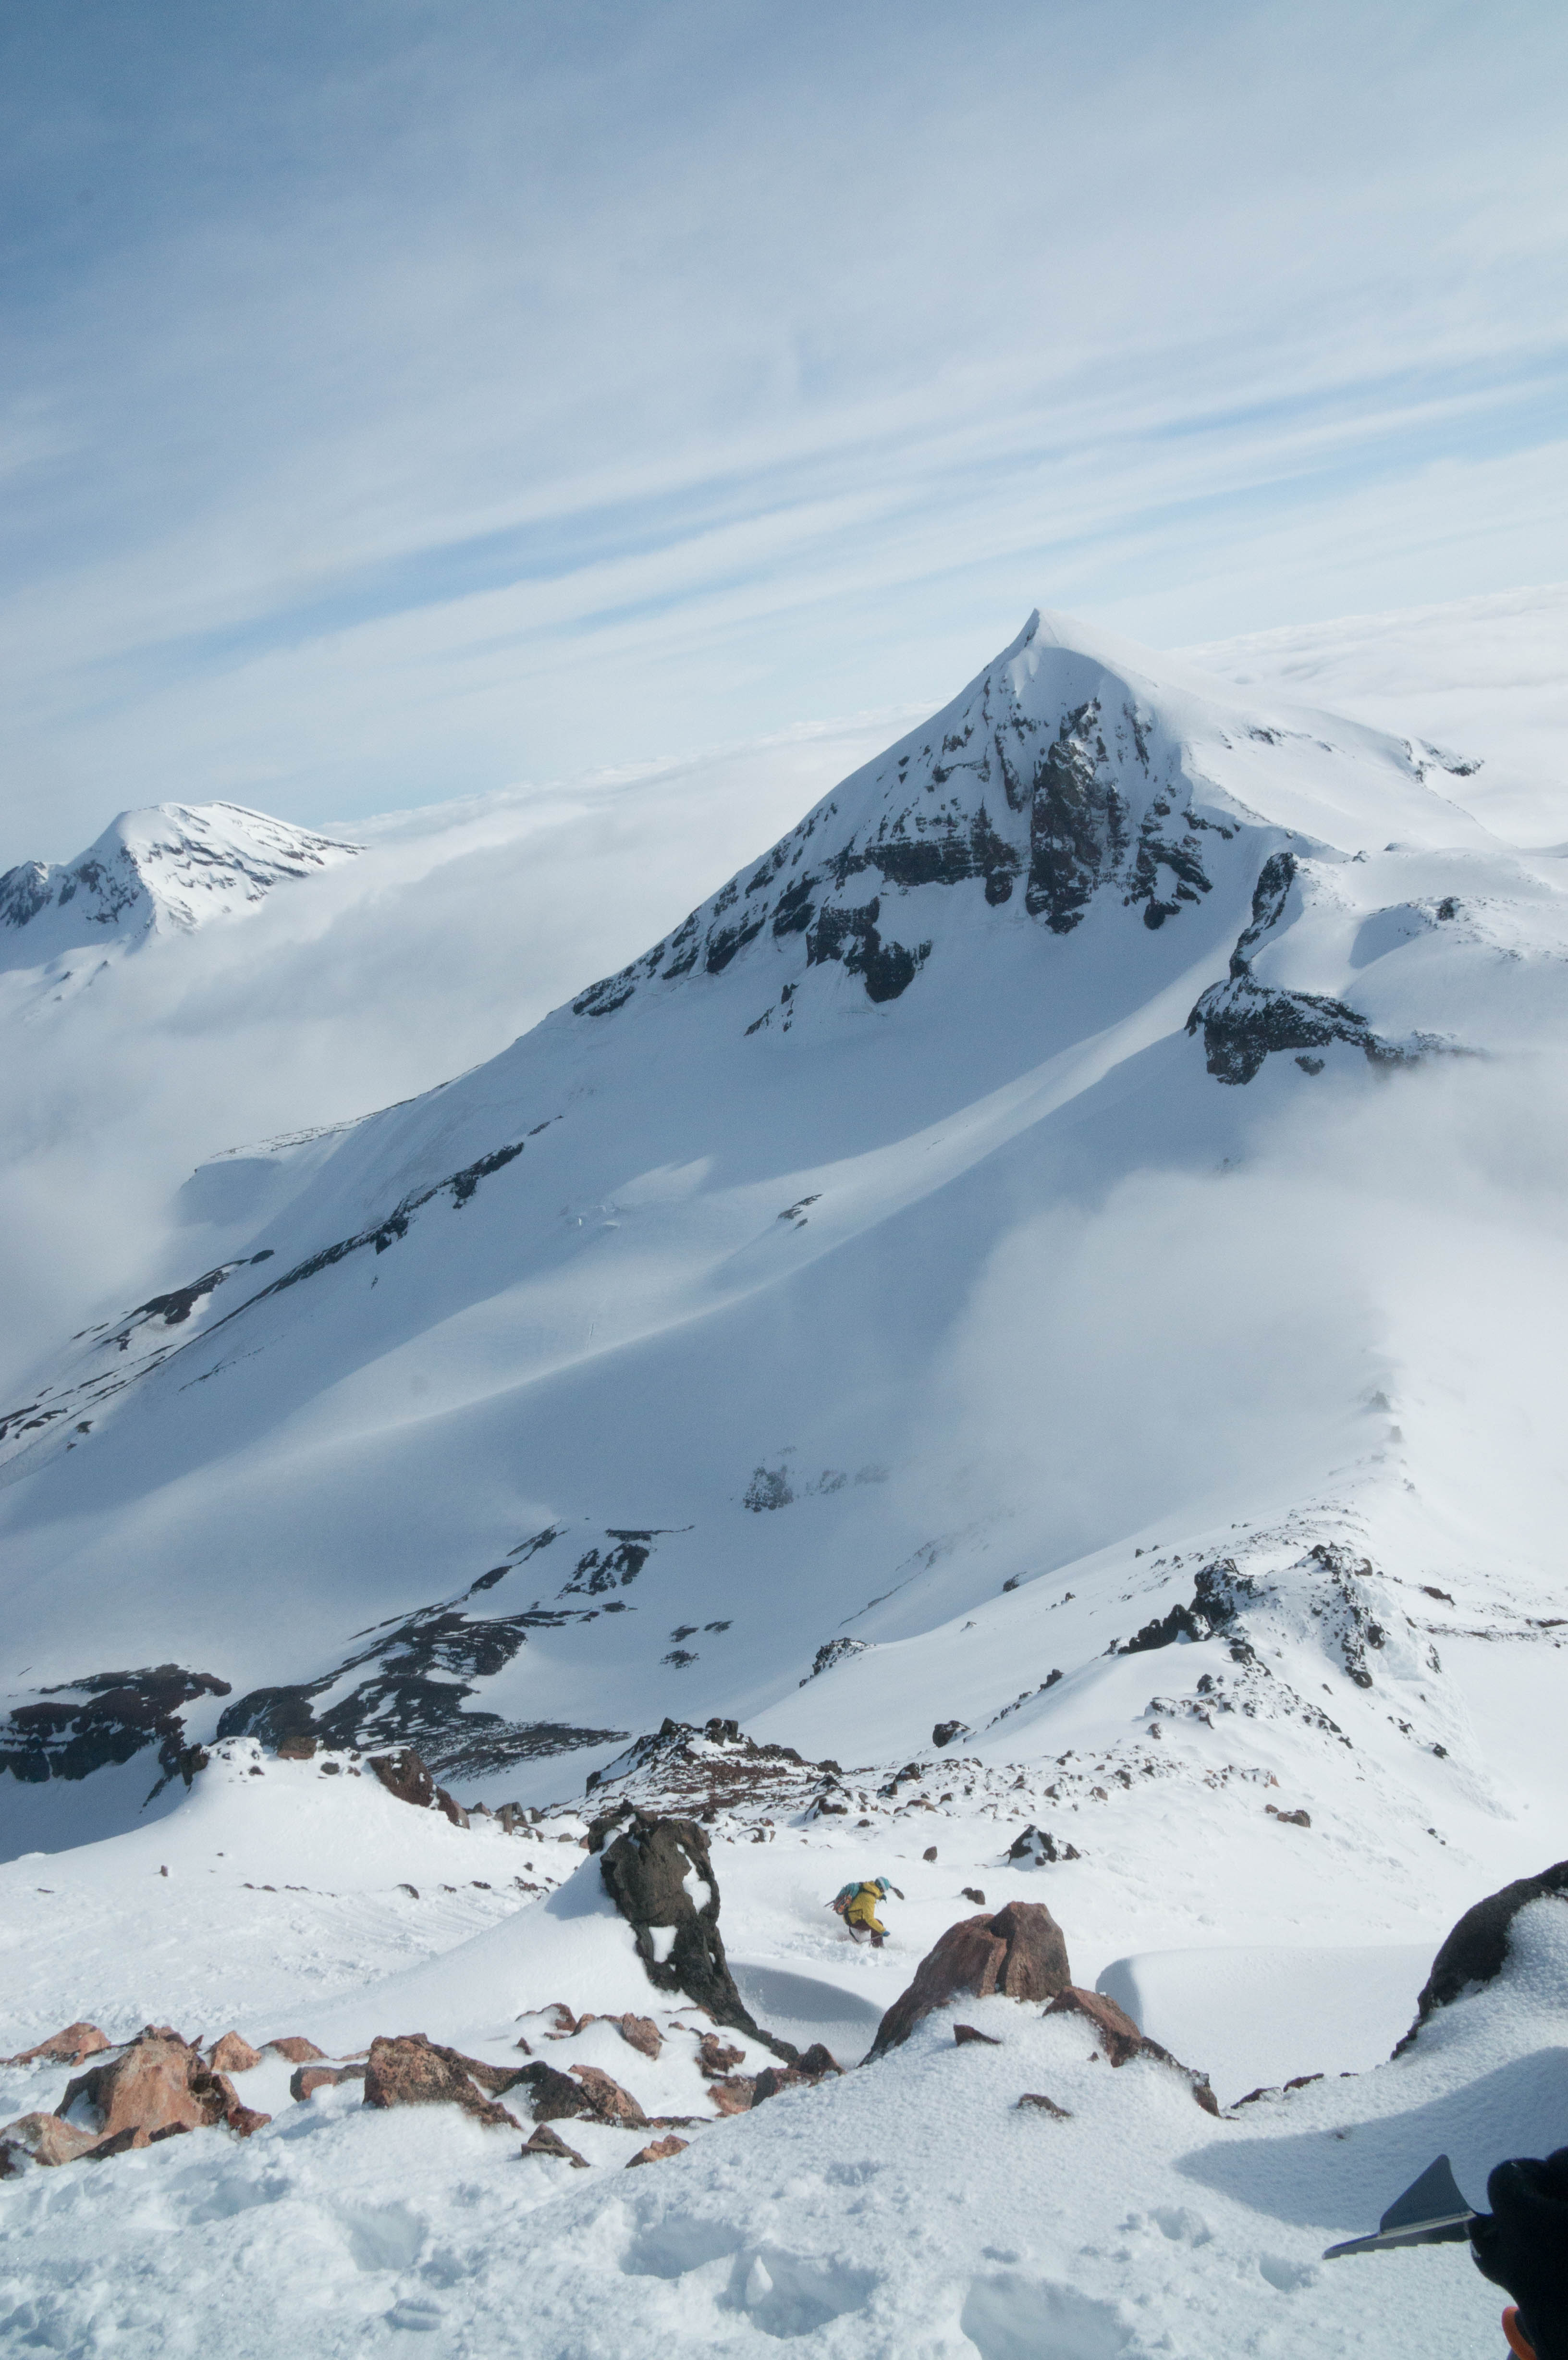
left=829, top=1876, right=903, bottom=1947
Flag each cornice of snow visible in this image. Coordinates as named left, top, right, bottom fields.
left=0, top=800, right=361, bottom=974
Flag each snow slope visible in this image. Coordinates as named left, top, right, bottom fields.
left=3, top=604, right=1567, bottom=1878
left=3, top=597, right=1568, bottom=2356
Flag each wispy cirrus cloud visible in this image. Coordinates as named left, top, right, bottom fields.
left=1, top=0, right=1566, bottom=858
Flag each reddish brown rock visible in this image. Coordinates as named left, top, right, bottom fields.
left=61, top=2033, right=209, bottom=2142
left=207, top=2032, right=262, bottom=2075
left=435, top=1787, right=468, bottom=1829
left=276, top=1734, right=317, bottom=1760
left=696, top=2032, right=745, bottom=2076
left=793, top=2044, right=843, bottom=2078
left=870, top=1901, right=1072, bottom=2057
left=962, top=1887, right=987, bottom=1906
left=368, top=1748, right=436, bottom=1809
left=705, top=2075, right=756, bottom=2116
left=752, top=2065, right=827, bottom=2105
left=1017, top=2091, right=1073, bottom=2119
left=291, top=2065, right=363, bottom=2101
left=265, top=2037, right=327, bottom=2065
left=6, top=2021, right=110, bottom=2068
left=954, top=2024, right=1002, bottom=2047
left=1045, top=1988, right=1219, bottom=2113
left=627, top=2134, right=688, bottom=2166
left=1044, top=1986, right=1143, bottom=2065
left=615, top=2014, right=662, bottom=2061
left=522, top=2123, right=588, bottom=2166
left=567, top=2064, right=648, bottom=2126
left=362, top=2035, right=521, bottom=2129
left=0, top=2111, right=104, bottom=2172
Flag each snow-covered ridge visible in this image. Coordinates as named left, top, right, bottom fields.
left=0, top=801, right=360, bottom=974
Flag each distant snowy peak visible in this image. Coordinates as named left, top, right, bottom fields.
left=0, top=801, right=360, bottom=973
left=566, top=607, right=1494, bottom=1027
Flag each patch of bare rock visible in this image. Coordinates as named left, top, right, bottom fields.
left=0, top=2025, right=273, bottom=2173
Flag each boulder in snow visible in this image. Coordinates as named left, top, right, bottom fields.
left=0, top=2111, right=105, bottom=2172
left=1396, top=1858, right=1568, bottom=2053
left=207, top=2032, right=261, bottom=2074
left=597, top=1811, right=781, bottom=2050
left=264, top=2036, right=326, bottom=2064
left=4, top=2021, right=110, bottom=2067
left=627, top=2133, right=689, bottom=2166
left=870, top=1901, right=1072, bottom=2058
left=567, top=2064, right=648, bottom=2127
left=291, top=2064, right=364, bottom=2101
left=60, top=2031, right=210, bottom=2142
left=361, top=2035, right=522, bottom=2128
left=522, top=2123, right=588, bottom=2167
left=614, top=2013, right=662, bottom=2060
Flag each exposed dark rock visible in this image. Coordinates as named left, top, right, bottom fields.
left=870, top=1901, right=1072, bottom=2057
left=954, top=2024, right=1002, bottom=2047
left=1395, top=1861, right=1568, bottom=2053
left=511, top=2062, right=597, bottom=2124
left=962, top=1888, right=986, bottom=1906
left=696, top=2033, right=745, bottom=2077
left=1117, top=1561, right=1252, bottom=1655
left=932, top=1721, right=968, bottom=1749
left=1187, top=851, right=1442, bottom=1083
left=1266, top=1805, right=1311, bottom=1828
left=1006, top=1826, right=1081, bottom=1866
left=291, top=2065, right=359, bottom=2101
left=615, top=2015, right=662, bottom=2061
left=264, top=2037, right=327, bottom=2064
left=598, top=1811, right=790, bottom=2054
left=522, top=2123, right=589, bottom=2166
left=218, top=1598, right=625, bottom=1784
left=0, top=1664, right=232, bottom=1792
left=627, top=2134, right=688, bottom=2166
left=1017, top=2091, right=1073, bottom=2118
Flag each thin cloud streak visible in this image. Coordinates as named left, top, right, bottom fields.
left=1, top=0, right=1565, bottom=857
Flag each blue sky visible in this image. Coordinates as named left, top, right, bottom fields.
left=2, top=0, right=1566, bottom=860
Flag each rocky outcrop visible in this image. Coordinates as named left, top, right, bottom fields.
left=597, top=1810, right=784, bottom=2052
left=1045, top=1988, right=1219, bottom=2113
left=870, top=1902, right=1072, bottom=2058
left=264, top=2036, right=326, bottom=2065
left=5, top=2021, right=109, bottom=2066
left=1395, top=1861, right=1568, bottom=2053
left=57, top=2027, right=272, bottom=2146
left=615, top=2014, right=662, bottom=2060
left=627, top=2133, right=688, bottom=2166
left=361, top=2035, right=521, bottom=2128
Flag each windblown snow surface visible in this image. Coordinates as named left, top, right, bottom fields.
left=2, top=601, right=1567, bottom=2356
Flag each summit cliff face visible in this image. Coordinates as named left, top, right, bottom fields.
left=0, top=801, right=360, bottom=975
left=2, top=610, right=1567, bottom=1872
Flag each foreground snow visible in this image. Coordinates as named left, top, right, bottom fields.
left=2, top=1745, right=1561, bottom=2357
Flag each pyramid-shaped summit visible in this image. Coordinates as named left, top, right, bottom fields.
left=564, top=607, right=1479, bottom=1039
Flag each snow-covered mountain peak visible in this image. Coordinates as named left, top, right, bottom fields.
left=0, top=801, right=361, bottom=975
left=561, top=606, right=1496, bottom=1035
